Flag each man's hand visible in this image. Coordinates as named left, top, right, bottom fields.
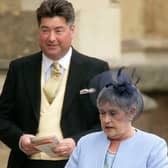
left=52, top=138, right=76, bottom=157
left=19, top=134, right=39, bottom=155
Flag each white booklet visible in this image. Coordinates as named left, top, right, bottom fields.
left=31, top=135, right=59, bottom=157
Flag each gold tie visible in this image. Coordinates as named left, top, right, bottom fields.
left=43, top=62, right=62, bottom=104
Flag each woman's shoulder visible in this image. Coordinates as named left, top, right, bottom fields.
left=136, top=129, right=167, bottom=145
left=78, top=131, right=107, bottom=145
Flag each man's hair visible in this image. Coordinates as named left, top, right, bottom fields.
left=36, top=0, right=75, bottom=26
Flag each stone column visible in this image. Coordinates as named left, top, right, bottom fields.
left=70, top=0, right=121, bottom=62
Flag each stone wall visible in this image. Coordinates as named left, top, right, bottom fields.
left=120, top=0, right=168, bottom=39
left=120, top=0, right=145, bottom=39
left=0, top=1, right=168, bottom=168
left=0, top=0, right=21, bottom=15
left=0, top=12, right=38, bottom=60
left=145, top=0, right=168, bottom=38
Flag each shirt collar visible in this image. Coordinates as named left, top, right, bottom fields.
left=42, top=47, right=72, bottom=73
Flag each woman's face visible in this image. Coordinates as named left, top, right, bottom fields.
left=98, top=101, right=133, bottom=140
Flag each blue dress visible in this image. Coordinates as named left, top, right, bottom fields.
left=104, top=151, right=116, bottom=168
left=65, top=129, right=168, bottom=168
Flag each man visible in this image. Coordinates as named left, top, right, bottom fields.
left=0, top=0, right=109, bottom=168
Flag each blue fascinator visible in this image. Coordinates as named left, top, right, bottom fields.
left=88, top=67, right=140, bottom=106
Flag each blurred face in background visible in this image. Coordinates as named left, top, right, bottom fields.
left=38, top=16, right=75, bottom=60
left=98, top=101, right=133, bottom=141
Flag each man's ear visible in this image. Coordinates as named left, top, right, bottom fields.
left=70, top=25, right=75, bottom=36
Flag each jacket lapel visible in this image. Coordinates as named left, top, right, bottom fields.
left=96, top=134, right=111, bottom=168
left=23, top=53, right=42, bottom=121
left=62, top=49, right=85, bottom=116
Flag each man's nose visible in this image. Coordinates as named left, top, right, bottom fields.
left=48, top=31, right=56, bottom=41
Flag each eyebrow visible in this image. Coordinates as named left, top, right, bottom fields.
left=40, top=25, right=65, bottom=29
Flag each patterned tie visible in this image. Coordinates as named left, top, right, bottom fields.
left=43, top=62, right=62, bottom=104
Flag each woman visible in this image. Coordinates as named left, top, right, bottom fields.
left=65, top=68, right=168, bottom=168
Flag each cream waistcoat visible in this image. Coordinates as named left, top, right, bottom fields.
left=30, top=64, right=69, bottom=160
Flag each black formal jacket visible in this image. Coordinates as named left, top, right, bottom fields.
left=0, top=48, right=109, bottom=168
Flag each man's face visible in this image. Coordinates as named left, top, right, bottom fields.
left=39, top=16, right=75, bottom=60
